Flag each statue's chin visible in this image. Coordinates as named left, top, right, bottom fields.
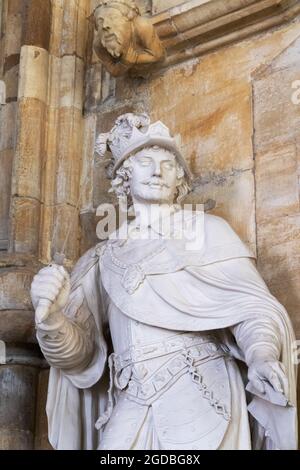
left=132, top=187, right=174, bottom=205
left=102, top=41, right=122, bottom=59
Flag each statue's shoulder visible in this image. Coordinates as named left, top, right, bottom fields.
left=178, top=209, right=244, bottom=246
left=204, top=212, right=236, bottom=236
left=70, top=240, right=107, bottom=289
left=177, top=209, right=233, bottom=235
left=203, top=213, right=255, bottom=259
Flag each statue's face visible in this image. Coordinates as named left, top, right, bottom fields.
left=129, top=147, right=178, bottom=204
left=95, top=7, right=131, bottom=58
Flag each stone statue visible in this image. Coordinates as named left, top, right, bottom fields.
left=93, top=0, right=165, bottom=77
left=30, top=113, right=298, bottom=450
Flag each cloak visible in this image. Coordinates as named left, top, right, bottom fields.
left=45, top=213, right=298, bottom=450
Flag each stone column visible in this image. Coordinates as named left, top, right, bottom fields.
left=0, top=345, right=48, bottom=450
left=0, top=0, right=91, bottom=449
left=0, top=0, right=51, bottom=450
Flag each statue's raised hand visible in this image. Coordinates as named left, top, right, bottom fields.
left=248, top=359, right=289, bottom=396
left=31, top=265, right=70, bottom=324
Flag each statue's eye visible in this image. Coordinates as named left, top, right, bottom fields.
left=96, top=17, right=104, bottom=30
left=163, top=161, right=175, bottom=169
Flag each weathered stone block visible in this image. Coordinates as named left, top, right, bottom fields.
left=188, top=168, right=256, bottom=252
left=23, top=0, right=51, bottom=50
left=12, top=197, right=41, bottom=254
left=253, top=68, right=300, bottom=152
left=60, top=0, right=78, bottom=56
left=49, top=0, right=64, bottom=57
left=34, top=369, right=52, bottom=450
left=4, top=0, right=23, bottom=58
left=55, top=107, right=83, bottom=206
left=0, top=365, right=38, bottom=450
left=0, top=310, right=35, bottom=343
left=84, top=63, right=102, bottom=113
left=257, top=214, right=300, bottom=284
left=52, top=203, right=81, bottom=264
left=152, top=0, right=189, bottom=15
left=13, top=98, right=46, bottom=200
left=59, top=55, right=84, bottom=109
left=0, top=102, right=17, bottom=152
left=81, top=114, right=97, bottom=210
left=150, top=77, right=253, bottom=175
left=0, top=149, right=13, bottom=245
left=47, top=54, right=61, bottom=108
left=76, top=6, right=89, bottom=60
left=3, top=63, right=19, bottom=102
left=255, top=143, right=299, bottom=224
left=18, top=46, right=49, bottom=103
left=0, top=269, right=33, bottom=310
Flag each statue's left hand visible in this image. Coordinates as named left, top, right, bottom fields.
left=248, top=360, right=289, bottom=396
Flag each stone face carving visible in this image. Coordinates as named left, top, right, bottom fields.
left=93, top=0, right=165, bottom=76
left=30, top=114, right=298, bottom=450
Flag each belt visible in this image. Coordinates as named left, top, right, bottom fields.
left=113, top=332, right=226, bottom=372
left=95, top=335, right=231, bottom=431
left=123, top=340, right=230, bottom=419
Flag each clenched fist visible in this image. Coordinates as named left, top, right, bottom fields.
left=31, top=265, right=70, bottom=322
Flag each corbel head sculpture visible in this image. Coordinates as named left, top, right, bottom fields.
left=93, top=0, right=165, bottom=76
left=95, top=113, right=192, bottom=206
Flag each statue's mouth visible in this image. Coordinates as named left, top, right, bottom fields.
left=144, top=181, right=169, bottom=189
left=103, top=33, right=119, bottom=43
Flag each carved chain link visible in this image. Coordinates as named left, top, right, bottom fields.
left=183, top=350, right=231, bottom=422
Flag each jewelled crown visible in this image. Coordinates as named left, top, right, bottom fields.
left=94, top=113, right=192, bottom=179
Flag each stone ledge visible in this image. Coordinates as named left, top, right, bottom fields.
left=0, top=310, right=35, bottom=344
left=152, top=0, right=300, bottom=67
left=4, top=344, right=48, bottom=368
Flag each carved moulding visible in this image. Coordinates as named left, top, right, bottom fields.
left=152, top=0, right=300, bottom=68
left=93, top=0, right=300, bottom=76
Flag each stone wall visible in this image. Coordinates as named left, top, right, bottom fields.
left=0, top=0, right=299, bottom=449
left=83, top=3, right=300, bottom=423
left=0, top=0, right=92, bottom=450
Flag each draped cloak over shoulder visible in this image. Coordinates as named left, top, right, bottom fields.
left=45, top=213, right=298, bottom=450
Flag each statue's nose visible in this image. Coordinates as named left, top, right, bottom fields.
left=153, top=161, right=162, bottom=176
left=103, top=19, right=111, bottom=31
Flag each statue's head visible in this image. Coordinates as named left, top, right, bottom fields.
left=95, top=113, right=192, bottom=205
left=94, top=0, right=139, bottom=59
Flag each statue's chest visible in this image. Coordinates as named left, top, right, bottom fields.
left=100, top=238, right=186, bottom=295
left=107, top=300, right=180, bottom=355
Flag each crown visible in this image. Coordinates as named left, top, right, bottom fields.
left=95, top=113, right=192, bottom=179
left=95, top=0, right=139, bottom=14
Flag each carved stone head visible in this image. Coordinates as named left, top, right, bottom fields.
left=94, top=0, right=139, bottom=59
left=93, top=0, right=165, bottom=76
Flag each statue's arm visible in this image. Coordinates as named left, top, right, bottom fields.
left=36, top=289, right=95, bottom=372
left=31, top=264, right=97, bottom=373
left=226, top=258, right=288, bottom=395
left=231, top=317, right=281, bottom=366
left=128, top=17, right=165, bottom=65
